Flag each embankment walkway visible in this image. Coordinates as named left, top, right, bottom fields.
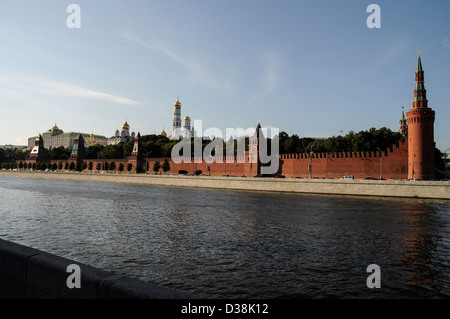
left=1, top=171, right=449, bottom=200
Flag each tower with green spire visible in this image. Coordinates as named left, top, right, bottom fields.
left=399, top=106, right=407, bottom=136
left=406, top=52, right=435, bottom=180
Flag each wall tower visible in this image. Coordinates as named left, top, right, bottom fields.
left=70, top=133, right=85, bottom=162
left=406, top=53, right=435, bottom=180
left=399, top=106, right=408, bottom=137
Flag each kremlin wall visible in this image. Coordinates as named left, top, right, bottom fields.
left=18, top=54, right=436, bottom=181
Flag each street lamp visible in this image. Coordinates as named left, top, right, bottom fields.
left=309, top=143, right=315, bottom=179
left=377, top=147, right=382, bottom=180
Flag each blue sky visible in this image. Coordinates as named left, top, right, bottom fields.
left=0, top=0, right=449, bottom=151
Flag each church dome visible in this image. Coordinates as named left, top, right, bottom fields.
left=184, top=114, right=191, bottom=121
left=174, top=98, right=181, bottom=109
left=49, top=124, right=63, bottom=134
left=160, top=129, right=167, bottom=137
left=122, top=120, right=130, bottom=130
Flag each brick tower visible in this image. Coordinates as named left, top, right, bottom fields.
left=406, top=53, right=435, bottom=180
left=245, top=121, right=261, bottom=177
left=28, top=134, right=47, bottom=162
left=399, top=107, right=407, bottom=137
left=128, top=131, right=144, bottom=172
left=70, top=133, right=85, bottom=162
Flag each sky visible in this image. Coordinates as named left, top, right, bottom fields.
left=0, top=0, right=449, bottom=152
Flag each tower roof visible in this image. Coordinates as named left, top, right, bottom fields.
left=122, top=120, right=130, bottom=130
left=174, top=97, right=181, bottom=108
left=413, top=52, right=427, bottom=105
left=417, top=52, right=423, bottom=72
left=252, top=121, right=263, bottom=139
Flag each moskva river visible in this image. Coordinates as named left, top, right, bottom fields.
left=1, top=176, right=449, bottom=298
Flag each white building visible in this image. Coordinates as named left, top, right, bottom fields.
left=27, top=124, right=107, bottom=150
left=170, top=97, right=195, bottom=140
left=107, top=120, right=135, bottom=145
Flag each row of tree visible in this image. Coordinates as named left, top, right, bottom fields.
left=3, top=158, right=172, bottom=173
left=277, top=127, right=404, bottom=154
left=1, top=126, right=442, bottom=161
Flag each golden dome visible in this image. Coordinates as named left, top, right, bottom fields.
left=184, top=114, right=191, bottom=121
left=49, top=124, right=63, bottom=134
left=160, top=129, right=167, bottom=137
left=174, top=98, right=181, bottom=109
left=122, top=120, right=130, bottom=130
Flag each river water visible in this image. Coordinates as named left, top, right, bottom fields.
left=0, top=176, right=449, bottom=298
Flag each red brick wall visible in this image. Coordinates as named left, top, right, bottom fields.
left=20, top=142, right=409, bottom=179
left=278, top=140, right=408, bottom=179
left=144, top=155, right=248, bottom=176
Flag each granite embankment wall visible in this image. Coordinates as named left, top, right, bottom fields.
left=0, top=171, right=448, bottom=199
left=0, top=238, right=196, bottom=299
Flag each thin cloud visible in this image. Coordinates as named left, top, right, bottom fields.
left=120, top=32, right=229, bottom=89
left=37, top=80, right=141, bottom=106
left=377, top=41, right=409, bottom=66
left=0, top=75, right=141, bottom=106
left=440, top=38, right=450, bottom=49
left=249, top=52, right=281, bottom=103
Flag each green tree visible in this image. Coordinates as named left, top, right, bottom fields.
left=99, top=144, right=123, bottom=159
left=49, top=146, right=71, bottom=160
left=14, top=149, right=27, bottom=161
left=162, top=158, right=170, bottom=173
left=82, top=161, right=88, bottom=171
left=127, top=163, right=133, bottom=172
left=118, top=163, right=124, bottom=172
left=64, top=162, right=69, bottom=170
left=153, top=161, right=161, bottom=173
left=110, top=161, right=116, bottom=171
left=52, top=163, right=57, bottom=170
left=96, top=163, right=101, bottom=171
left=69, top=162, right=75, bottom=171
left=58, top=161, right=63, bottom=170
left=123, top=140, right=134, bottom=158
left=85, top=144, right=105, bottom=160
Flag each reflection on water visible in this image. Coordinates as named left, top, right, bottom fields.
left=0, top=176, right=449, bottom=298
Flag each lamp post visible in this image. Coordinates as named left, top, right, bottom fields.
left=377, top=147, right=382, bottom=180
left=309, top=143, right=315, bottom=179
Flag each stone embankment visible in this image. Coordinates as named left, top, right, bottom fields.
left=1, top=171, right=449, bottom=200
